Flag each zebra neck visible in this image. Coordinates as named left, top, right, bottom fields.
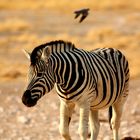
left=50, top=51, right=86, bottom=94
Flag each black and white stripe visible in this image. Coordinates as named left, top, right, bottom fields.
left=22, top=40, right=129, bottom=140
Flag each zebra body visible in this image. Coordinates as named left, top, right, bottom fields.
left=22, top=40, right=129, bottom=140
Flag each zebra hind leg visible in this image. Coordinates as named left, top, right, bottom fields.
left=59, top=100, right=75, bottom=140
left=110, top=96, right=128, bottom=140
left=89, top=110, right=100, bottom=140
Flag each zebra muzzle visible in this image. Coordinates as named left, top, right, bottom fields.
left=22, top=90, right=38, bottom=107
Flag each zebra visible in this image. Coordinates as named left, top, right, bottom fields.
left=22, top=40, right=129, bottom=140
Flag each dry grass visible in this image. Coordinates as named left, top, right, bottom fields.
left=0, top=21, right=139, bottom=80
left=1, top=31, right=139, bottom=80
left=0, top=18, right=30, bottom=32
left=0, top=1, right=139, bottom=81
left=0, top=0, right=140, bottom=11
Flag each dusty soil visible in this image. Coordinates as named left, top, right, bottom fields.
left=0, top=78, right=140, bottom=140
left=0, top=5, right=140, bottom=140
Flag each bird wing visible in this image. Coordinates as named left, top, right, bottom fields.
left=74, top=8, right=90, bottom=23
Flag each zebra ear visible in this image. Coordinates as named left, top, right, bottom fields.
left=22, top=49, right=31, bottom=60
left=42, top=47, right=51, bottom=60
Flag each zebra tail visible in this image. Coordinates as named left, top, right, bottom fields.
left=108, top=106, right=112, bottom=129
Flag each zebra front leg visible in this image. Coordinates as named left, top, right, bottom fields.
left=78, top=102, right=90, bottom=140
left=59, top=100, right=75, bottom=140
left=89, top=110, right=100, bottom=140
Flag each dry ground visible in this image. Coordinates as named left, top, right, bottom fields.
left=0, top=78, right=140, bottom=140
left=0, top=1, right=140, bottom=139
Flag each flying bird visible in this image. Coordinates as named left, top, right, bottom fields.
left=74, top=8, right=90, bottom=23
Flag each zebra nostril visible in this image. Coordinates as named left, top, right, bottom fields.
left=22, top=90, right=31, bottom=99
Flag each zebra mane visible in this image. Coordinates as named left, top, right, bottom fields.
left=30, top=40, right=75, bottom=65
left=45, top=40, right=75, bottom=53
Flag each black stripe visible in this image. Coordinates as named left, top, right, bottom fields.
left=61, top=53, right=71, bottom=86
left=64, top=52, right=86, bottom=94
left=94, top=53, right=109, bottom=80
left=62, top=52, right=77, bottom=91
left=90, top=56, right=107, bottom=106
left=32, top=83, right=46, bottom=95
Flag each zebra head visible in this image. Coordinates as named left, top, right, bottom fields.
left=22, top=45, right=55, bottom=107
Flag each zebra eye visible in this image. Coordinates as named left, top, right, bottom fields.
left=37, top=72, right=43, bottom=77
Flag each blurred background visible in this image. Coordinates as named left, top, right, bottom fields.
left=0, top=0, right=139, bottom=140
